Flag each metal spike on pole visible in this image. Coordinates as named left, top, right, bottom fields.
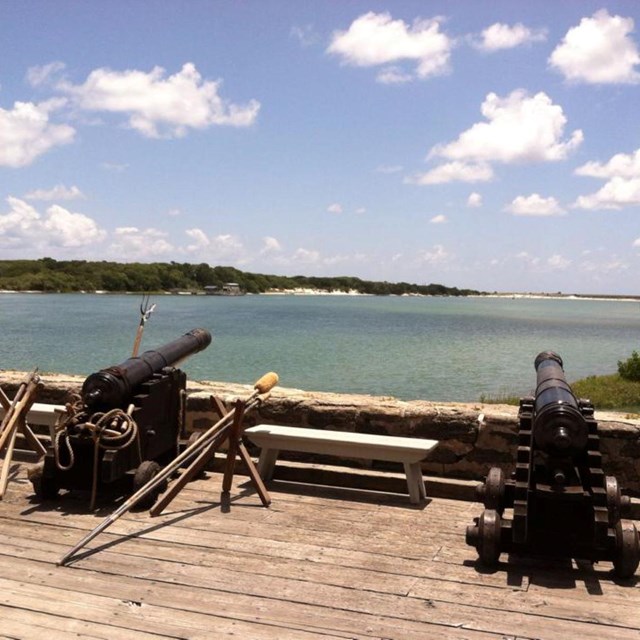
left=132, top=294, right=156, bottom=357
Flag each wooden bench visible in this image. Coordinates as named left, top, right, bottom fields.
left=244, top=425, right=439, bottom=504
left=0, top=402, right=64, bottom=442
left=0, top=402, right=62, bottom=427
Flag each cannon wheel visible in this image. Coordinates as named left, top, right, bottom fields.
left=132, top=460, right=167, bottom=510
left=605, top=476, right=622, bottom=525
left=605, top=476, right=630, bottom=525
left=187, top=430, right=204, bottom=449
left=613, top=520, right=640, bottom=579
left=477, top=509, right=502, bottom=566
left=484, top=468, right=506, bottom=512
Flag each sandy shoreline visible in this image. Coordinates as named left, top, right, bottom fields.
left=1, top=288, right=639, bottom=301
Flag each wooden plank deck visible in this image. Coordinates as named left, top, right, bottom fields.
left=0, top=463, right=638, bottom=639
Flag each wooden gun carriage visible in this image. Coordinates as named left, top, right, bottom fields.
left=33, top=328, right=211, bottom=507
left=466, top=351, right=639, bottom=578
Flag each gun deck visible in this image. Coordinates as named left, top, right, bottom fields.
left=0, top=462, right=638, bottom=639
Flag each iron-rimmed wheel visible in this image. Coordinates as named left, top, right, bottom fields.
left=484, top=467, right=506, bottom=512
left=613, top=520, right=640, bottom=579
left=187, top=430, right=204, bottom=449
left=477, top=509, right=502, bottom=565
left=132, top=460, right=166, bottom=510
left=606, top=476, right=622, bottom=525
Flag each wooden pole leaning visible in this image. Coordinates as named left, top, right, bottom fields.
left=0, top=370, right=43, bottom=499
left=0, top=385, right=46, bottom=458
left=58, top=372, right=278, bottom=567
left=149, top=392, right=272, bottom=517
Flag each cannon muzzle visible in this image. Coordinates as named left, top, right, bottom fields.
left=532, top=350, right=588, bottom=454
left=82, top=328, right=212, bottom=408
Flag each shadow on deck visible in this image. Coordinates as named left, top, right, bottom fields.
left=0, top=463, right=638, bottom=639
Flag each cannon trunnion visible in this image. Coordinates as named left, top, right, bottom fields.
left=466, top=351, right=639, bottom=578
left=36, top=329, right=212, bottom=506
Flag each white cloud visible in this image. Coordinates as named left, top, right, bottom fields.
left=376, top=66, right=414, bottom=84
left=0, top=99, right=75, bottom=167
left=549, top=10, right=640, bottom=84
left=322, top=254, right=350, bottom=266
left=579, top=255, right=628, bottom=274
left=430, top=214, right=447, bottom=224
left=327, top=203, right=343, bottom=214
left=60, top=63, right=260, bottom=138
left=166, top=208, right=182, bottom=217
left=467, top=192, right=483, bottom=207
left=577, top=247, right=631, bottom=279
left=290, top=24, right=320, bottom=47
left=573, top=148, right=640, bottom=209
left=26, top=61, right=66, bottom=87
left=183, top=229, right=244, bottom=260
left=263, top=245, right=370, bottom=269
left=185, top=227, right=210, bottom=251
left=514, top=251, right=541, bottom=267
left=44, top=205, right=106, bottom=247
left=355, top=207, right=366, bottom=214
left=475, top=22, right=547, bottom=52
left=418, top=244, right=450, bottom=265
left=547, top=254, right=571, bottom=270
left=24, top=184, right=85, bottom=201
left=573, top=177, right=640, bottom=210
left=292, top=247, right=320, bottom=263
left=506, top=194, right=565, bottom=216
left=509, top=251, right=572, bottom=272
left=0, top=197, right=104, bottom=249
left=430, top=90, right=583, bottom=164
left=575, top=149, right=640, bottom=179
left=111, top=226, right=173, bottom=256
left=406, top=161, right=493, bottom=184
left=260, top=236, right=282, bottom=254
left=0, top=197, right=39, bottom=243
left=327, top=12, right=452, bottom=80
left=633, top=238, right=640, bottom=248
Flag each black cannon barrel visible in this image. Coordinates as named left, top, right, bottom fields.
left=532, top=351, right=588, bottom=454
left=82, top=328, right=212, bottom=408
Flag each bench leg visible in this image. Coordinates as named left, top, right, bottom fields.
left=404, top=462, right=426, bottom=504
left=257, top=448, right=279, bottom=481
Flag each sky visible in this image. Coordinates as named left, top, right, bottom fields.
left=1, top=1, right=640, bottom=295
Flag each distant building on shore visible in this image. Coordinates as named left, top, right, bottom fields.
left=204, top=282, right=244, bottom=296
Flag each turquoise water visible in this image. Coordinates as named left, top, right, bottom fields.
left=1, top=293, right=638, bottom=402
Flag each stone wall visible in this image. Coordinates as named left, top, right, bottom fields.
left=4, top=371, right=640, bottom=495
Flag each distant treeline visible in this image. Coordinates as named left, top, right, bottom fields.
left=0, top=258, right=480, bottom=296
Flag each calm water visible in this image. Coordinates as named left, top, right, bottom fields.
left=1, top=293, right=638, bottom=402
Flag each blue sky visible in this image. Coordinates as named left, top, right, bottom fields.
left=1, top=1, right=639, bottom=294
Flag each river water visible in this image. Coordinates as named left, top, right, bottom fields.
left=1, top=293, right=638, bottom=402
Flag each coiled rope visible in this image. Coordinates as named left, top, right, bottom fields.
left=53, top=395, right=141, bottom=509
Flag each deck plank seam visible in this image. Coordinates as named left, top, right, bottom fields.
left=2, top=549, right=636, bottom=638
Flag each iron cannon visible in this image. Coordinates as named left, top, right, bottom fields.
left=33, top=328, right=212, bottom=508
left=466, top=351, right=639, bottom=578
